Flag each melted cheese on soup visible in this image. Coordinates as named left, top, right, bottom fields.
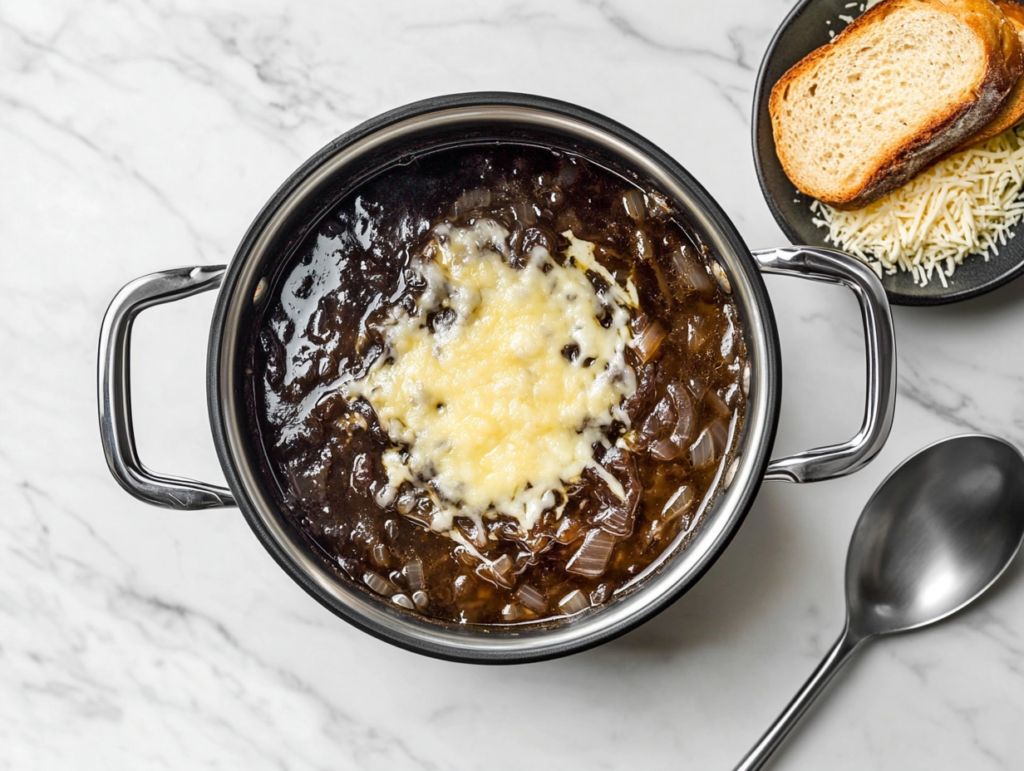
left=347, top=220, right=637, bottom=534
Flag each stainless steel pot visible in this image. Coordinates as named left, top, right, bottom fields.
left=97, top=93, right=896, bottom=663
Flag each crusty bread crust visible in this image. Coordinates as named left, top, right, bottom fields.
left=959, top=0, right=1024, bottom=146
left=770, top=0, right=1023, bottom=210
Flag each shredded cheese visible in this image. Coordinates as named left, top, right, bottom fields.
left=347, top=220, right=637, bottom=535
left=810, top=127, right=1024, bottom=288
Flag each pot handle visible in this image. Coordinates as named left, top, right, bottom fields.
left=753, top=247, right=896, bottom=483
left=97, top=266, right=236, bottom=509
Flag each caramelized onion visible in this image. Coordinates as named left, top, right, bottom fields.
left=599, top=501, right=633, bottom=535
left=724, top=458, right=740, bottom=490
left=363, top=572, right=394, bottom=597
left=673, top=245, right=713, bottom=292
left=454, top=547, right=478, bottom=569
left=705, top=389, right=731, bottom=418
left=558, top=589, right=591, bottom=615
left=690, top=428, right=715, bottom=470
left=640, top=384, right=694, bottom=461
left=634, top=319, right=667, bottom=363
left=621, top=362, right=657, bottom=425
left=478, top=553, right=514, bottom=589
left=491, top=554, right=513, bottom=579
left=392, top=593, right=415, bottom=610
left=711, top=260, right=732, bottom=294
left=720, top=313, right=736, bottom=362
left=502, top=602, right=529, bottom=622
left=516, top=584, right=548, bottom=613
left=687, top=315, right=710, bottom=353
left=372, top=543, right=390, bottom=567
left=686, top=375, right=708, bottom=401
left=404, top=558, right=425, bottom=592
left=635, top=229, right=654, bottom=260
left=558, top=161, right=580, bottom=187
left=456, top=517, right=489, bottom=549
left=555, top=514, right=588, bottom=545
left=395, top=492, right=417, bottom=517
left=651, top=261, right=674, bottom=304
left=722, top=382, right=741, bottom=409
left=649, top=438, right=684, bottom=462
left=566, top=529, right=617, bottom=577
left=663, top=485, right=695, bottom=521
left=668, top=384, right=695, bottom=445
left=394, top=491, right=431, bottom=527
left=640, top=397, right=675, bottom=450
left=589, top=448, right=641, bottom=536
left=455, top=189, right=492, bottom=213
left=622, top=189, right=646, bottom=221
left=709, top=419, right=730, bottom=456
left=512, top=200, right=539, bottom=225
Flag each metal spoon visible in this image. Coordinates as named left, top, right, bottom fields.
left=736, top=434, right=1024, bottom=771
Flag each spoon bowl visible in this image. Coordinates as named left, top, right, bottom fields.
left=737, top=435, right=1024, bottom=771
left=847, top=435, right=1024, bottom=638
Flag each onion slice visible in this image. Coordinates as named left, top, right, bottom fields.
left=502, top=602, right=529, bottom=622
left=555, top=514, right=588, bottom=545
left=687, top=315, right=710, bottom=353
left=634, top=319, right=667, bottom=363
left=372, top=543, right=390, bottom=567
left=704, top=389, right=731, bottom=419
left=690, top=428, right=715, bottom=470
left=709, top=419, right=730, bottom=456
left=363, top=572, right=395, bottom=597
left=663, top=485, right=695, bottom=521
left=478, top=553, right=515, bottom=588
left=668, top=383, right=695, bottom=445
left=622, top=189, right=646, bottom=221
left=566, top=529, right=617, bottom=577
left=392, top=593, right=415, bottom=610
left=516, top=584, right=548, bottom=613
left=599, top=503, right=632, bottom=536
left=558, top=589, right=591, bottom=615
left=673, top=245, right=713, bottom=292
left=455, top=189, right=493, bottom=213
left=403, top=559, right=425, bottom=592
left=492, top=554, right=513, bottom=579
left=649, top=438, right=683, bottom=461
left=711, top=260, right=732, bottom=294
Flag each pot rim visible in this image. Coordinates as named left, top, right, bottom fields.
left=207, top=91, right=782, bottom=663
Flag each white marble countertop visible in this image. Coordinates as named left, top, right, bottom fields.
left=4, top=1, right=1024, bottom=768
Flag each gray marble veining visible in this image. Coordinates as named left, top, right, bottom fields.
left=2, top=1, right=1023, bottom=768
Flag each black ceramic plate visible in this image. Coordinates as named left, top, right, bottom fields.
left=752, top=0, right=1024, bottom=305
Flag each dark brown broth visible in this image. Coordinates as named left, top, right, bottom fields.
left=247, top=143, right=746, bottom=625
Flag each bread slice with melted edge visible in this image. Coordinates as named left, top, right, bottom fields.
left=957, top=0, right=1024, bottom=147
left=770, top=0, right=1023, bottom=210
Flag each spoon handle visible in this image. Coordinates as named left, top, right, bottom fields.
left=734, top=623, right=869, bottom=771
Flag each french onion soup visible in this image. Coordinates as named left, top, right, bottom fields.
left=247, top=143, right=748, bottom=625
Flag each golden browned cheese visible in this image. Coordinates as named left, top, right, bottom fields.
left=349, top=222, right=638, bottom=535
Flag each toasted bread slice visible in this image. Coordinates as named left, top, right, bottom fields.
left=770, top=0, right=1023, bottom=210
left=958, top=0, right=1024, bottom=146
